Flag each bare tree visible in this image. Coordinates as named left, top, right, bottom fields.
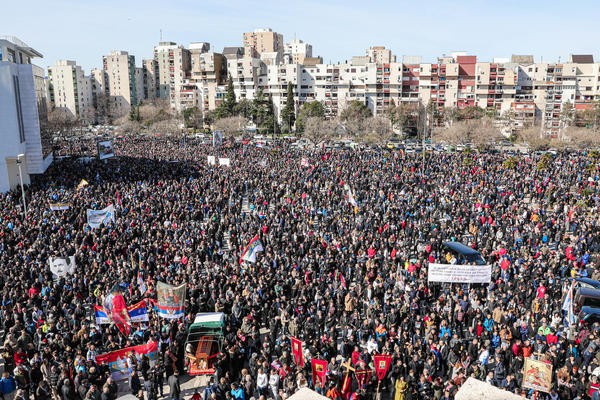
left=356, top=117, right=393, bottom=145
left=518, top=127, right=550, bottom=150
left=435, top=117, right=501, bottom=148
left=213, top=116, right=248, bottom=138
left=116, top=120, right=143, bottom=136
left=303, top=117, right=335, bottom=145
left=47, top=109, right=79, bottom=138
left=565, top=127, right=600, bottom=149
left=153, top=119, right=181, bottom=136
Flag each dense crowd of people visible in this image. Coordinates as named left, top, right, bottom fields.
left=1, top=136, right=599, bottom=400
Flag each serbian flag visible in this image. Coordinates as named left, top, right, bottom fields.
left=355, top=369, right=372, bottom=389
left=373, top=354, right=392, bottom=380
left=116, top=191, right=122, bottom=208
left=127, top=300, right=149, bottom=323
left=340, top=274, right=347, bottom=289
left=311, top=359, right=328, bottom=388
left=94, top=305, right=109, bottom=325
left=290, top=336, right=304, bottom=367
left=239, top=234, right=264, bottom=264
left=96, top=342, right=158, bottom=380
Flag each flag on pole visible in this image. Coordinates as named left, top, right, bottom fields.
left=77, top=179, right=89, bottom=190
left=373, top=354, right=392, bottom=380
left=562, top=280, right=576, bottom=326
left=94, top=305, right=110, bottom=325
left=239, top=234, right=264, bottom=264
left=340, top=273, right=347, bottom=289
left=103, top=285, right=131, bottom=336
left=347, top=188, right=358, bottom=207
left=290, top=336, right=304, bottom=367
left=116, top=191, right=122, bottom=208
left=311, top=359, right=328, bottom=388
left=137, top=272, right=147, bottom=295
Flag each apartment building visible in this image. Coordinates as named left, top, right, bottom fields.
left=366, top=46, right=396, bottom=64
left=153, top=42, right=191, bottom=108
left=0, top=36, right=53, bottom=192
left=47, top=60, right=94, bottom=122
left=243, top=28, right=283, bottom=57
left=228, top=55, right=265, bottom=101
left=285, top=40, right=312, bottom=64
left=141, top=59, right=158, bottom=100
left=102, top=50, right=137, bottom=116
left=189, top=51, right=226, bottom=113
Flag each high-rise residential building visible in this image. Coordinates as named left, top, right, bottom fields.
left=153, top=42, right=191, bottom=108
left=366, top=46, right=396, bottom=64
left=243, top=28, right=283, bottom=57
left=134, top=67, right=145, bottom=105
left=47, top=60, right=94, bottom=122
left=141, top=59, right=158, bottom=100
left=102, top=50, right=137, bottom=117
left=0, top=36, right=53, bottom=192
left=189, top=48, right=226, bottom=113
left=284, top=40, right=312, bottom=64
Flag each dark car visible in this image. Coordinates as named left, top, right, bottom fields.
left=441, top=242, right=487, bottom=265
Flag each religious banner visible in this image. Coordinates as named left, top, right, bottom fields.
left=290, top=336, right=304, bottom=367
left=355, top=369, right=373, bottom=389
left=48, top=256, right=76, bottom=277
left=156, top=282, right=186, bottom=319
left=96, top=342, right=159, bottom=380
left=373, top=354, right=392, bottom=381
left=311, top=359, right=328, bottom=388
left=522, top=358, right=552, bottom=393
left=427, top=263, right=491, bottom=284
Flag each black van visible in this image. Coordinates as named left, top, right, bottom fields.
left=441, top=242, right=487, bottom=265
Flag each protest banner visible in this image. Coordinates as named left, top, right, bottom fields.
left=97, top=140, right=115, bottom=160
left=207, top=156, right=216, bottom=165
left=218, top=158, right=230, bottom=166
left=86, top=205, right=116, bottom=229
left=49, top=203, right=70, bottom=211
left=427, top=263, right=491, bottom=284
left=96, top=342, right=159, bottom=380
left=522, top=358, right=552, bottom=393
left=48, top=256, right=76, bottom=277
left=156, top=282, right=186, bottom=319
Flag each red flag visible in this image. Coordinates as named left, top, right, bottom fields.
left=104, top=286, right=131, bottom=337
left=290, top=336, right=304, bottom=367
left=340, top=274, right=347, bottom=289
left=341, top=373, right=352, bottom=396
left=116, top=191, right=122, bottom=208
left=311, top=359, right=328, bottom=388
left=500, top=258, right=510, bottom=271
left=373, top=354, right=392, bottom=380
left=355, top=369, right=372, bottom=389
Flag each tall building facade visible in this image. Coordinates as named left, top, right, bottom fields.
left=284, top=40, right=313, bottom=64
left=243, top=28, right=283, bottom=57
left=0, top=36, right=52, bottom=192
left=153, top=42, right=190, bottom=108
left=47, top=60, right=94, bottom=122
left=102, top=50, right=137, bottom=117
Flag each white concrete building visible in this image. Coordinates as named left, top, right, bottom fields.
left=284, top=40, right=312, bottom=65
left=47, top=60, right=94, bottom=122
left=153, top=42, right=190, bottom=109
left=0, top=36, right=52, bottom=193
left=102, top=50, right=137, bottom=117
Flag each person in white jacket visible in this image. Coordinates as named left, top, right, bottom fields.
left=256, top=368, right=268, bottom=398
left=269, top=369, right=280, bottom=399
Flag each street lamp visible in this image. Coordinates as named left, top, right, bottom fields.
left=16, top=154, right=27, bottom=220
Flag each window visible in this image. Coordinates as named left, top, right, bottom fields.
left=13, top=76, right=25, bottom=143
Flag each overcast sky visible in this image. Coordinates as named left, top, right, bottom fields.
left=5, top=0, right=600, bottom=74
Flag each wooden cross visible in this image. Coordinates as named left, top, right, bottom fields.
left=341, top=359, right=355, bottom=394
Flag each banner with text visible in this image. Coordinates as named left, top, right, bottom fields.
left=427, top=263, right=491, bottom=284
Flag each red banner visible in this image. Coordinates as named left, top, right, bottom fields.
left=373, top=354, right=392, bottom=380
left=290, top=336, right=304, bottom=367
left=311, top=359, right=328, bottom=388
left=96, top=341, right=159, bottom=380
left=355, top=369, right=372, bottom=389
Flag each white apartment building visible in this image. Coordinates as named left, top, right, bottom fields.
left=102, top=50, right=137, bottom=117
left=189, top=51, right=226, bottom=113
left=0, top=36, right=52, bottom=192
left=47, top=60, right=94, bottom=122
left=153, top=42, right=190, bottom=109
left=284, top=40, right=312, bottom=64
left=228, top=56, right=265, bottom=101
left=366, top=46, right=396, bottom=64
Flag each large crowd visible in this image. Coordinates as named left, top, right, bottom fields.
left=1, top=136, right=600, bottom=400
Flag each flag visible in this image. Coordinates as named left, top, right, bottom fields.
left=49, top=202, right=70, bottom=211
left=156, top=282, right=186, bottom=319
left=127, top=300, right=149, bottom=323
left=355, top=369, right=372, bottom=389
left=104, top=285, right=131, bottom=336
left=563, top=281, right=576, bottom=326
left=96, top=342, right=158, bottom=380
left=290, top=336, right=304, bottom=367
left=311, top=359, right=328, bottom=388
left=340, top=274, right=347, bottom=289
left=116, top=191, right=122, bottom=208
left=301, top=157, right=309, bottom=167
left=48, top=256, right=76, bottom=277
left=86, top=205, right=116, bottom=229
left=373, top=354, right=392, bottom=381
left=137, top=272, right=147, bottom=295
left=239, top=234, right=264, bottom=264
left=77, top=179, right=89, bottom=190
left=347, top=188, right=358, bottom=207
left=94, top=305, right=109, bottom=325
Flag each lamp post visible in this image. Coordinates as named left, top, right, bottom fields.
left=16, top=154, right=27, bottom=220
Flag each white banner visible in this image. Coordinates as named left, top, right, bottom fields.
left=219, top=158, right=230, bottom=166
left=87, top=205, right=116, bottom=229
left=49, top=256, right=76, bottom=277
left=427, top=263, right=491, bottom=284
left=207, top=156, right=216, bottom=165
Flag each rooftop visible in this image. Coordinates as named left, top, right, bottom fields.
left=0, top=35, right=43, bottom=58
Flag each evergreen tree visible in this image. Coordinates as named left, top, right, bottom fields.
left=280, top=82, right=296, bottom=133
left=224, top=74, right=237, bottom=115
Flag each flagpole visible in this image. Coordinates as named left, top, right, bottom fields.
left=376, top=379, right=381, bottom=400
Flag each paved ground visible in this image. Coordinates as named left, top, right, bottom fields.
left=117, top=374, right=211, bottom=399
